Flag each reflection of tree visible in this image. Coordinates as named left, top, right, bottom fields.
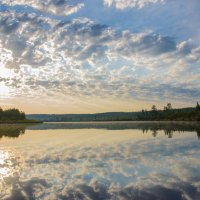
left=164, top=130, right=173, bottom=138
left=152, top=130, right=158, bottom=137
left=196, top=130, right=200, bottom=140
left=0, top=126, right=26, bottom=139
left=142, top=129, right=148, bottom=134
left=1, top=123, right=199, bottom=140
left=28, top=122, right=200, bottom=140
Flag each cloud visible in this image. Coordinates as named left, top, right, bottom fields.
left=104, top=0, right=164, bottom=9
left=1, top=0, right=84, bottom=16
left=112, top=31, right=177, bottom=58
left=0, top=8, right=200, bottom=103
left=6, top=178, right=49, bottom=200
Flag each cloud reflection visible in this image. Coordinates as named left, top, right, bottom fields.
left=0, top=123, right=200, bottom=199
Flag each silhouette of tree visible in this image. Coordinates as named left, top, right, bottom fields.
left=166, top=103, right=172, bottom=110
left=0, top=107, right=26, bottom=121
left=0, top=107, right=3, bottom=120
left=196, top=102, right=200, bottom=111
left=151, top=105, right=157, bottom=112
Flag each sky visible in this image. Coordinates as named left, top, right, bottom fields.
left=0, top=0, right=200, bottom=114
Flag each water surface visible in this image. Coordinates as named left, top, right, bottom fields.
left=0, top=122, right=200, bottom=200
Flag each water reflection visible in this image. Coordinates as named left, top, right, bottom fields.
left=0, top=150, right=11, bottom=178
left=0, top=125, right=26, bottom=139
left=1, top=122, right=200, bottom=139
left=0, top=122, right=200, bottom=200
left=28, top=121, right=200, bottom=132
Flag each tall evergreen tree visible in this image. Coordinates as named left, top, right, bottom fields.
left=151, top=105, right=157, bottom=112
left=196, top=102, right=200, bottom=111
left=0, top=107, right=3, bottom=120
left=166, top=103, right=172, bottom=110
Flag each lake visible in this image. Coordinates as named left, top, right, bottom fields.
left=0, top=122, right=200, bottom=200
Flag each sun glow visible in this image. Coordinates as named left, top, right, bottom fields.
left=0, top=65, right=14, bottom=98
left=0, top=65, right=14, bottom=78
left=0, top=83, right=10, bottom=98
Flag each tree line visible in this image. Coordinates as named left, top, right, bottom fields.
left=0, top=107, right=25, bottom=121
left=27, top=102, right=200, bottom=122
left=138, top=102, right=200, bottom=121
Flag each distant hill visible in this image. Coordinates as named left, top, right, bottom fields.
left=27, top=112, right=140, bottom=122
left=27, top=107, right=200, bottom=122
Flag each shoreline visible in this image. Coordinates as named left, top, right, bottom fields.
left=31, top=120, right=200, bottom=123
left=0, top=120, right=43, bottom=124
left=0, top=120, right=200, bottom=125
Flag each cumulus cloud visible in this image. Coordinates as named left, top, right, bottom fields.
left=0, top=7, right=199, bottom=103
left=112, top=31, right=177, bottom=58
left=1, top=0, right=84, bottom=16
left=104, top=0, right=164, bottom=9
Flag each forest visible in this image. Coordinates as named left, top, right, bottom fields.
left=27, top=102, right=200, bottom=122
left=137, top=102, right=200, bottom=121
left=0, top=107, right=41, bottom=123
left=0, top=107, right=25, bottom=121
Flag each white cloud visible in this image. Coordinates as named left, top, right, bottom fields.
left=0, top=9, right=199, bottom=103
left=104, top=0, right=164, bottom=9
left=1, top=0, right=84, bottom=16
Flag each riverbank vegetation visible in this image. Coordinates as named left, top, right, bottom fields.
left=27, top=102, right=200, bottom=122
left=0, top=107, right=42, bottom=123
left=137, top=102, right=200, bottom=121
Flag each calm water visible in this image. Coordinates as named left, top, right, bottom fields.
left=0, top=122, right=200, bottom=200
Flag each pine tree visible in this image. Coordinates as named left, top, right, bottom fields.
left=151, top=105, right=157, bottom=112
left=196, top=102, right=200, bottom=111
left=166, top=103, right=172, bottom=110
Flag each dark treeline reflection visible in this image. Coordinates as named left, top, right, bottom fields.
left=29, top=122, right=200, bottom=139
left=0, top=124, right=38, bottom=139
left=0, top=125, right=26, bottom=139
left=1, top=122, right=200, bottom=139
